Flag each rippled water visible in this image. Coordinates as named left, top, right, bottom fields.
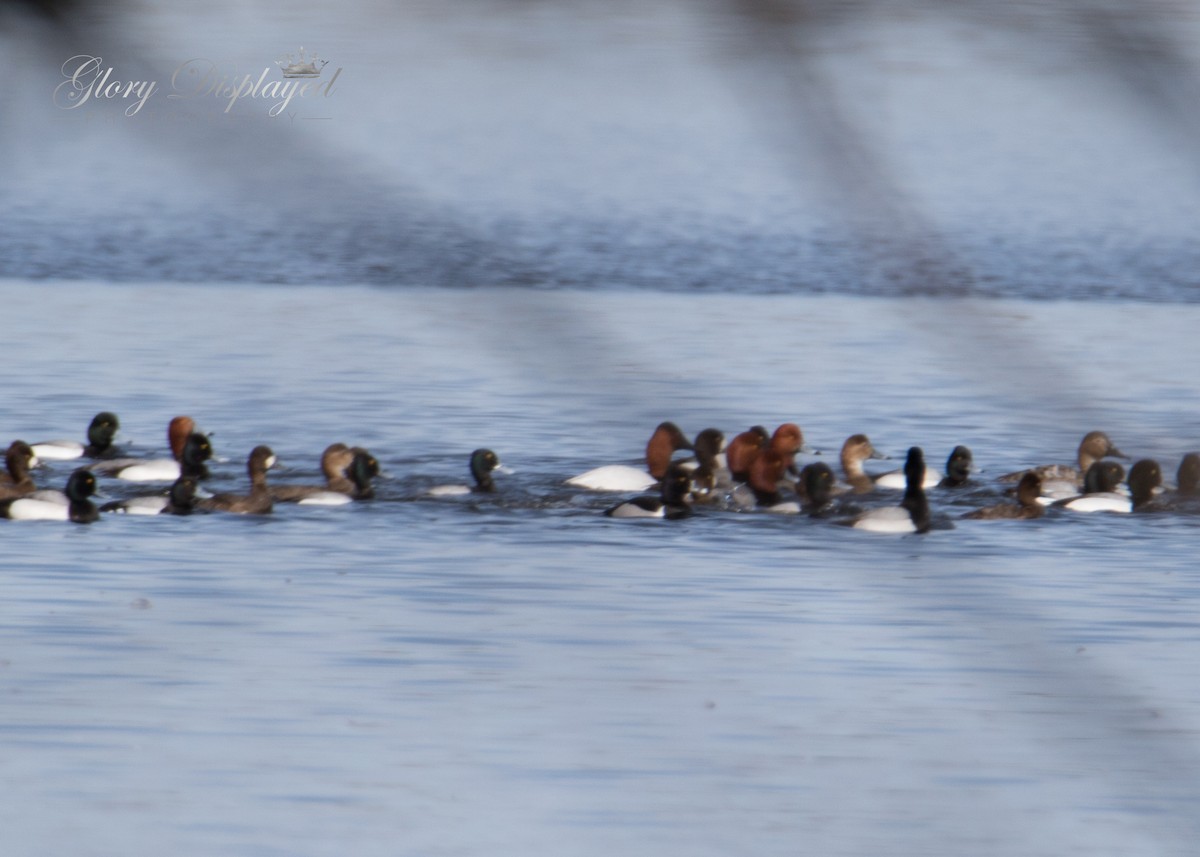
left=1, top=281, right=1199, bottom=856
left=5, top=0, right=1200, bottom=853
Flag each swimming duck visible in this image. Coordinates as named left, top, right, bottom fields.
left=744, top=423, right=805, bottom=511
left=962, top=472, right=1044, bottom=520
left=271, top=443, right=355, bottom=503
left=684, top=428, right=726, bottom=498
left=938, top=446, right=974, bottom=488
left=197, top=446, right=275, bottom=515
left=31, top=412, right=121, bottom=460
left=279, top=446, right=379, bottom=505
left=850, top=447, right=931, bottom=534
left=604, top=462, right=693, bottom=519
left=92, top=416, right=205, bottom=482
left=0, top=441, right=39, bottom=499
left=1051, top=460, right=1126, bottom=511
left=1059, top=459, right=1160, bottom=514
left=724, top=425, right=769, bottom=484
left=0, top=469, right=99, bottom=523
left=837, top=434, right=885, bottom=494
left=798, top=462, right=836, bottom=515
left=873, top=445, right=970, bottom=490
left=428, top=449, right=503, bottom=496
left=567, top=421, right=694, bottom=492
left=1001, top=431, right=1126, bottom=495
left=95, top=435, right=213, bottom=513
left=1176, top=453, right=1200, bottom=495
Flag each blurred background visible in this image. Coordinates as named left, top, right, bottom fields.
left=4, top=0, right=1200, bottom=299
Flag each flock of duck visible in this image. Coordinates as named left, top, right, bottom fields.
left=1, top=413, right=1197, bottom=532
left=574, top=421, right=1198, bottom=533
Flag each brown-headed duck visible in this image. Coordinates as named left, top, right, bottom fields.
left=745, top=423, right=804, bottom=510
left=1001, top=430, right=1126, bottom=497
left=566, top=421, right=694, bottom=492
left=197, top=445, right=275, bottom=515
left=0, top=441, right=39, bottom=499
left=724, top=425, right=769, bottom=484
left=963, top=472, right=1044, bottom=520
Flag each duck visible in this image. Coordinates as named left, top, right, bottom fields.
left=1050, top=460, right=1126, bottom=511
left=836, top=434, right=886, bottom=494
left=94, top=434, right=212, bottom=512
left=798, top=462, right=836, bottom=515
left=849, top=447, right=932, bottom=534
left=604, top=462, right=693, bottom=519
left=0, top=441, right=39, bottom=499
left=724, top=425, right=769, bottom=484
left=1058, top=459, right=1160, bottom=514
left=197, top=446, right=275, bottom=515
left=1001, top=430, right=1126, bottom=497
left=31, top=412, right=121, bottom=460
left=744, top=423, right=805, bottom=512
left=0, top=469, right=99, bottom=523
left=101, top=473, right=204, bottom=516
left=275, top=445, right=378, bottom=505
left=683, top=428, right=725, bottom=499
left=566, top=421, right=694, bottom=492
left=873, top=445, right=970, bottom=490
left=271, top=443, right=355, bottom=503
left=1176, top=453, right=1200, bottom=495
left=162, top=476, right=201, bottom=515
left=91, top=416, right=205, bottom=482
left=938, top=446, right=974, bottom=488
left=428, top=449, right=503, bottom=496
left=297, top=448, right=378, bottom=505
left=962, top=472, right=1044, bottom=520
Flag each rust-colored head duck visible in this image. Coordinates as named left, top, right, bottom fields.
left=725, top=425, right=769, bottom=483
left=167, top=416, right=197, bottom=461
left=746, top=424, right=804, bottom=506
left=645, top=421, right=694, bottom=481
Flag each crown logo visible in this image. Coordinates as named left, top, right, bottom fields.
left=275, top=47, right=328, bottom=79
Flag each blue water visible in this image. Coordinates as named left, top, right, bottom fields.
left=4, top=1, right=1200, bottom=855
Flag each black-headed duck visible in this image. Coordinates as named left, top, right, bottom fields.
left=92, top=416, right=207, bottom=482
left=849, top=447, right=931, bottom=534
left=428, top=448, right=503, bottom=496
left=605, top=462, right=692, bottom=520
left=32, top=411, right=121, bottom=460
left=1059, top=459, right=1160, bottom=514
left=0, top=469, right=99, bottom=523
